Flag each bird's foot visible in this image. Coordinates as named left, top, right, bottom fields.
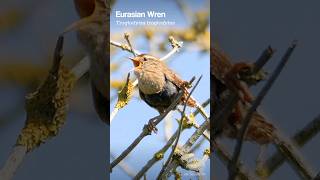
left=147, top=118, right=158, bottom=134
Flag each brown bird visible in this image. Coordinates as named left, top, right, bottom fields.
left=72, top=0, right=109, bottom=124
left=129, top=54, right=196, bottom=114
left=211, top=47, right=275, bottom=144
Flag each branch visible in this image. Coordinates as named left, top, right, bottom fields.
left=111, top=153, right=136, bottom=178
left=124, top=33, right=137, bottom=57
left=71, top=56, right=90, bottom=80
left=109, top=35, right=183, bottom=123
left=0, top=36, right=92, bottom=180
left=212, top=45, right=275, bottom=138
left=110, top=40, right=140, bottom=55
left=259, top=114, right=320, bottom=177
left=110, top=77, right=196, bottom=171
left=228, top=41, right=298, bottom=180
left=192, top=115, right=256, bottom=180
left=160, top=36, right=183, bottom=61
left=157, top=76, right=202, bottom=179
left=134, top=97, right=209, bottom=179
left=133, top=128, right=179, bottom=179
left=111, top=35, right=210, bottom=131
left=272, top=131, right=315, bottom=179
left=253, top=46, right=275, bottom=73
left=214, top=141, right=258, bottom=180
left=160, top=118, right=209, bottom=178
left=0, top=146, right=27, bottom=180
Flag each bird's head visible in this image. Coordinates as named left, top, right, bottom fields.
left=128, top=54, right=159, bottom=68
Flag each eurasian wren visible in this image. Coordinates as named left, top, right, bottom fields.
left=211, top=47, right=274, bottom=144
left=73, top=0, right=109, bottom=124
left=130, top=54, right=196, bottom=114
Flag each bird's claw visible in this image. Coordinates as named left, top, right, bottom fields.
left=147, top=119, right=158, bottom=134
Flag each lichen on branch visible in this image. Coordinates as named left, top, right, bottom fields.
left=16, top=37, right=76, bottom=151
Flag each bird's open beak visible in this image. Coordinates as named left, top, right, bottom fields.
left=128, top=57, right=140, bottom=67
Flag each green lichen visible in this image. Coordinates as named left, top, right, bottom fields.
left=16, top=61, right=75, bottom=152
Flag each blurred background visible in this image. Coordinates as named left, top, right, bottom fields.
left=213, top=1, right=320, bottom=179
left=110, top=0, right=210, bottom=179
left=0, top=1, right=107, bottom=179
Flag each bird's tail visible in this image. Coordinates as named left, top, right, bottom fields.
left=181, top=89, right=197, bottom=107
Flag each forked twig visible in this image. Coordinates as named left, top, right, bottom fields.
left=228, top=41, right=298, bottom=180
left=134, top=97, right=208, bottom=180
left=260, top=114, right=320, bottom=177
left=110, top=77, right=196, bottom=171
left=157, top=76, right=202, bottom=179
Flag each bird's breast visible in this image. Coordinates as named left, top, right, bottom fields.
left=137, top=70, right=165, bottom=95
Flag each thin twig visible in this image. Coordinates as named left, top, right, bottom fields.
left=161, top=87, right=219, bottom=178
left=160, top=36, right=183, bottom=61
left=111, top=153, right=136, bottom=178
left=214, top=141, right=258, bottom=180
left=134, top=98, right=208, bottom=180
left=157, top=76, right=202, bottom=179
left=179, top=99, right=255, bottom=180
left=124, top=33, right=137, bottom=57
left=272, top=131, right=315, bottom=179
left=110, top=40, right=140, bottom=55
left=212, top=46, right=275, bottom=138
left=110, top=77, right=195, bottom=171
left=0, top=35, right=91, bottom=180
left=71, top=56, right=90, bottom=80
left=228, top=41, right=298, bottom=180
left=112, top=36, right=209, bottom=127
left=0, top=146, right=27, bottom=180
left=260, top=114, right=320, bottom=177
left=110, top=36, right=183, bottom=123
left=160, top=118, right=210, bottom=178
left=253, top=46, right=275, bottom=73
left=178, top=94, right=255, bottom=179
left=133, top=129, right=179, bottom=179
left=192, top=98, right=210, bottom=116
left=190, top=137, right=206, bottom=153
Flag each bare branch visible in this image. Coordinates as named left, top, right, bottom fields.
left=259, top=114, right=320, bottom=177
left=134, top=97, right=209, bottom=180
left=272, top=131, right=315, bottom=179
left=157, top=76, right=202, bottom=179
left=110, top=35, right=183, bottom=122
left=110, top=77, right=196, bottom=171
left=133, top=128, right=179, bottom=179
left=111, top=153, right=136, bottom=178
left=214, top=141, right=258, bottom=180
left=124, top=33, right=137, bottom=57
left=0, top=146, right=27, bottom=180
left=110, top=40, right=140, bottom=55
left=71, top=56, right=90, bottom=79
left=160, top=118, right=209, bottom=178
left=0, top=35, right=89, bottom=180
left=160, top=36, right=183, bottom=61
left=228, top=41, right=299, bottom=180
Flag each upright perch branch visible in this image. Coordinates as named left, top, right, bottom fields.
left=110, top=77, right=196, bottom=171
left=228, top=41, right=311, bottom=180
left=259, top=114, right=320, bottom=177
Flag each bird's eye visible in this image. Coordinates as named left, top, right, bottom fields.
left=143, top=57, right=148, bottom=61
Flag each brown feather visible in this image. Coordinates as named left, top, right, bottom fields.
left=212, top=47, right=275, bottom=144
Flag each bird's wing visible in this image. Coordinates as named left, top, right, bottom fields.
left=211, top=47, right=233, bottom=82
left=161, top=62, right=196, bottom=107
